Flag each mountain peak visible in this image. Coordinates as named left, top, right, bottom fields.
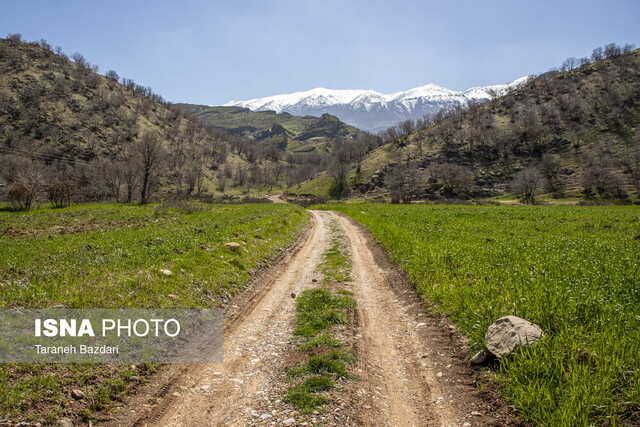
left=224, top=78, right=527, bottom=132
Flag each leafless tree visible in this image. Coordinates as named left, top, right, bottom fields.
left=135, top=132, right=165, bottom=204
left=5, top=170, right=42, bottom=211
left=428, top=163, right=475, bottom=198
left=386, top=162, right=420, bottom=203
left=511, top=166, right=544, bottom=204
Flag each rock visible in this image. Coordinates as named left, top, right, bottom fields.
left=160, top=269, right=172, bottom=276
left=260, top=413, right=272, bottom=420
left=291, top=293, right=296, bottom=299
left=70, top=389, right=85, bottom=400
left=130, top=375, right=140, bottom=382
left=469, top=350, right=490, bottom=366
left=57, top=419, right=73, bottom=427
left=485, top=315, right=543, bottom=358
left=283, top=418, right=295, bottom=426
left=224, top=242, right=241, bottom=251
left=167, top=294, right=178, bottom=300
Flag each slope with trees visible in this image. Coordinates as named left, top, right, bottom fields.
left=0, top=34, right=367, bottom=208
left=314, top=43, right=640, bottom=203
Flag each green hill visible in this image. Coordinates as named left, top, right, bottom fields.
left=176, top=104, right=365, bottom=153
left=0, top=35, right=335, bottom=204
left=310, top=44, right=640, bottom=203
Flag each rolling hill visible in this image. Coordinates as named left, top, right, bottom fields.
left=175, top=104, right=365, bottom=153
left=297, top=45, right=640, bottom=203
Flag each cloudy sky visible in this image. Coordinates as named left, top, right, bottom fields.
left=2, top=0, right=639, bottom=105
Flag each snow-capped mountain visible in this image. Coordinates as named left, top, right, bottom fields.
left=224, top=77, right=529, bottom=133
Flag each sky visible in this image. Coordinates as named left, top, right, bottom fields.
left=2, top=0, right=640, bottom=105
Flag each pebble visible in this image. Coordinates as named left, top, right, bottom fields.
left=283, top=418, right=295, bottom=425
left=70, top=389, right=85, bottom=400
left=260, top=414, right=272, bottom=420
left=160, top=269, right=172, bottom=276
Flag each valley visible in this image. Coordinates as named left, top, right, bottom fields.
left=0, top=23, right=639, bottom=427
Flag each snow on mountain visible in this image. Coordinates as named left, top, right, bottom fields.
left=223, top=78, right=528, bottom=133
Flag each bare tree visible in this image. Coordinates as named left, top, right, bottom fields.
left=386, top=162, right=420, bottom=203
left=105, top=70, right=120, bottom=81
left=511, top=166, right=544, bottom=204
left=428, top=163, right=475, bottom=198
left=135, top=132, right=165, bottom=204
left=581, top=154, right=627, bottom=200
left=561, top=57, right=578, bottom=71
left=47, top=178, right=76, bottom=208
left=5, top=170, right=41, bottom=211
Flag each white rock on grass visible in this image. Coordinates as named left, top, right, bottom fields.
left=224, top=242, right=241, bottom=251
left=485, top=315, right=543, bottom=358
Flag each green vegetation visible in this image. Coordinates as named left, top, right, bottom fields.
left=294, top=288, right=355, bottom=337
left=0, top=203, right=307, bottom=308
left=286, top=349, right=355, bottom=379
left=319, top=223, right=352, bottom=283
left=0, top=202, right=308, bottom=422
left=324, top=204, right=640, bottom=425
left=284, top=376, right=334, bottom=411
left=176, top=105, right=364, bottom=153
left=283, top=220, right=356, bottom=412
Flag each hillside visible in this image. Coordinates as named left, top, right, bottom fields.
left=175, top=104, right=365, bottom=153
left=309, top=44, right=640, bottom=203
left=0, top=36, right=330, bottom=205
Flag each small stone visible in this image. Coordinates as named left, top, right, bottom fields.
left=167, top=294, right=178, bottom=300
left=200, top=385, right=211, bottom=390
left=57, top=419, right=73, bottom=427
left=70, top=389, right=85, bottom=400
left=224, top=242, right=241, bottom=251
left=416, top=322, right=426, bottom=328
left=260, top=413, right=272, bottom=420
left=436, top=372, right=443, bottom=377
left=172, top=392, right=181, bottom=397
left=160, top=269, right=172, bottom=276
left=470, top=350, right=490, bottom=366
left=283, top=418, right=295, bottom=426
left=130, top=376, right=140, bottom=382
left=471, top=411, right=482, bottom=416
left=463, top=423, right=472, bottom=427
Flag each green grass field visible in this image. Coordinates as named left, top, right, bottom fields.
left=0, top=203, right=308, bottom=309
left=323, top=204, right=640, bottom=426
left=0, top=202, right=308, bottom=422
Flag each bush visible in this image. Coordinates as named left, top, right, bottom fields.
left=48, top=179, right=76, bottom=208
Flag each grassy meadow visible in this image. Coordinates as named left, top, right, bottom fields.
left=0, top=202, right=308, bottom=422
left=324, top=204, right=640, bottom=426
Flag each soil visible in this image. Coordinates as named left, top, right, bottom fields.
left=104, top=210, right=526, bottom=426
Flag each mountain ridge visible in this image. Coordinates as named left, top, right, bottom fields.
left=224, top=78, right=529, bottom=132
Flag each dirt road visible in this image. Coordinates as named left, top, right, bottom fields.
left=109, top=210, right=516, bottom=426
